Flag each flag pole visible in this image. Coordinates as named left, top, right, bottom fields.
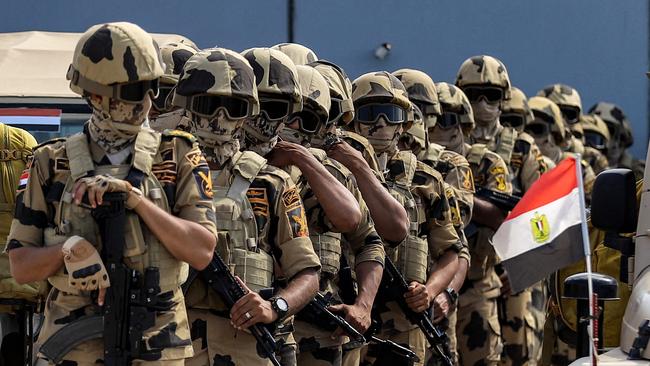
left=575, top=153, right=596, bottom=365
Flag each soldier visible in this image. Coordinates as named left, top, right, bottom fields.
left=589, top=102, right=645, bottom=179
left=536, top=84, right=585, bottom=153
left=172, top=47, right=321, bottom=366
left=270, top=64, right=385, bottom=366
left=428, top=80, right=510, bottom=366
left=526, top=96, right=596, bottom=197
left=0, top=122, right=40, bottom=365
left=580, top=114, right=611, bottom=174
left=149, top=41, right=198, bottom=132
left=350, top=71, right=461, bottom=365
left=272, top=43, right=319, bottom=66
left=309, top=59, right=409, bottom=244
left=309, top=61, right=409, bottom=366
left=6, top=22, right=218, bottom=365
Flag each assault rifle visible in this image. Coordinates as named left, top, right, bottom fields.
left=377, top=257, right=453, bottom=366
left=40, top=193, right=159, bottom=365
left=475, top=187, right=521, bottom=212
left=200, top=252, right=282, bottom=366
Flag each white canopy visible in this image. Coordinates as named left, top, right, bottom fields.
left=0, top=31, right=193, bottom=98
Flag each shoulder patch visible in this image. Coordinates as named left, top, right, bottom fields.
left=162, top=129, right=197, bottom=143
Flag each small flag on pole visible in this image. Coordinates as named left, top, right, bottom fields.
left=492, top=156, right=586, bottom=293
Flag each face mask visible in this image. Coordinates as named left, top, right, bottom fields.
left=429, top=124, right=464, bottom=155
left=309, top=124, right=338, bottom=150
left=279, top=127, right=311, bottom=147
left=607, top=142, right=624, bottom=164
left=241, top=114, right=285, bottom=156
left=471, top=99, right=501, bottom=126
left=149, top=109, right=185, bottom=132
left=533, top=133, right=562, bottom=163
left=354, top=117, right=401, bottom=154
left=87, top=96, right=150, bottom=154
left=190, top=110, right=243, bottom=167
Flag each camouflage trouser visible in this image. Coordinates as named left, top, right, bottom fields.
left=499, top=287, right=540, bottom=366
left=542, top=312, right=576, bottom=366
left=364, top=327, right=426, bottom=366
left=277, top=333, right=298, bottom=366
left=341, top=347, right=361, bottom=366
left=186, top=309, right=272, bottom=366
left=457, top=288, right=502, bottom=366
left=35, top=359, right=184, bottom=366
left=295, top=319, right=347, bottom=366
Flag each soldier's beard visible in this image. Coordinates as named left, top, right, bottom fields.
left=87, top=97, right=150, bottom=154
left=429, top=125, right=464, bottom=155
left=191, top=114, right=242, bottom=167
left=241, top=115, right=285, bottom=157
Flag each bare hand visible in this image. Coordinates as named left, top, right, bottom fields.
left=73, top=175, right=132, bottom=208
left=432, top=292, right=451, bottom=324
left=326, top=141, right=366, bottom=171
left=329, top=302, right=372, bottom=337
left=267, top=141, right=309, bottom=168
left=404, top=281, right=433, bottom=313
left=230, top=277, right=278, bottom=330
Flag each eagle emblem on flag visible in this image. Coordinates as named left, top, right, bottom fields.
left=530, top=212, right=550, bottom=243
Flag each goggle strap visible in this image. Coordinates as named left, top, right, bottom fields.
left=67, top=65, right=116, bottom=99
left=340, top=99, right=354, bottom=113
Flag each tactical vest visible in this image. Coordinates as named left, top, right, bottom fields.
left=384, top=151, right=428, bottom=284
left=465, top=144, right=499, bottom=281
left=44, top=130, right=188, bottom=295
left=489, top=126, right=516, bottom=165
left=212, top=151, right=273, bottom=293
left=0, top=124, right=46, bottom=304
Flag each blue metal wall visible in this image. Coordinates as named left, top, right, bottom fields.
left=2, top=0, right=647, bottom=157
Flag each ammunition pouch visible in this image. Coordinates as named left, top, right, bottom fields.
left=310, top=232, right=342, bottom=279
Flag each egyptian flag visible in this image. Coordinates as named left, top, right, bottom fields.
left=493, top=156, right=586, bottom=293
left=0, top=108, right=61, bottom=132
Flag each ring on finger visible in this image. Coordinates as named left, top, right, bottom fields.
left=245, top=311, right=252, bottom=320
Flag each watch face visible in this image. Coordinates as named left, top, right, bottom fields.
left=276, top=297, right=289, bottom=312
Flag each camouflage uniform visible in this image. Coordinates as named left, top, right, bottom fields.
left=171, top=48, right=321, bottom=366
left=149, top=41, right=198, bottom=132
left=351, top=72, right=462, bottom=366
left=5, top=22, right=218, bottom=365
left=281, top=64, right=386, bottom=366
left=589, top=102, right=645, bottom=179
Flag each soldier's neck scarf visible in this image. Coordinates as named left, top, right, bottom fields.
left=429, top=124, right=464, bottom=155
left=240, top=115, right=285, bottom=157
left=87, top=97, right=150, bottom=154
left=149, top=109, right=185, bottom=132
left=471, top=99, right=501, bottom=127
left=190, top=112, right=242, bottom=168
left=279, top=127, right=311, bottom=147
left=470, top=117, right=503, bottom=145
left=534, top=133, right=563, bottom=164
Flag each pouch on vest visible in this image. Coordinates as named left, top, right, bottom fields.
left=311, top=232, right=342, bottom=279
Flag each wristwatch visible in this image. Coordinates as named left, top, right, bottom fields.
left=444, top=287, right=459, bottom=306
left=269, top=296, right=289, bottom=321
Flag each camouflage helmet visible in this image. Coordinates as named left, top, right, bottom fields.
left=309, top=60, right=355, bottom=124
left=352, top=71, right=411, bottom=110
left=536, top=84, right=582, bottom=123
left=455, top=55, right=511, bottom=99
left=435, top=82, right=475, bottom=130
left=67, top=22, right=164, bottom=97
left=271, top=43, right=318, bottom=65
left=241, top=47, right=302, bottom=114
left=294, top=65, right=331, bottom=119
left=580, top=114, right=611, bottom=146
left=172, top=48, right=259, bottom=115
left=528, top=96, right=566, bottom=142
left=392, top=69, right=441, bottom=116
left=588, top=102, right=633, bottom=148
left=159, top=41, right=199, bottom=84
left=500, top=86, right=533, bottom=130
